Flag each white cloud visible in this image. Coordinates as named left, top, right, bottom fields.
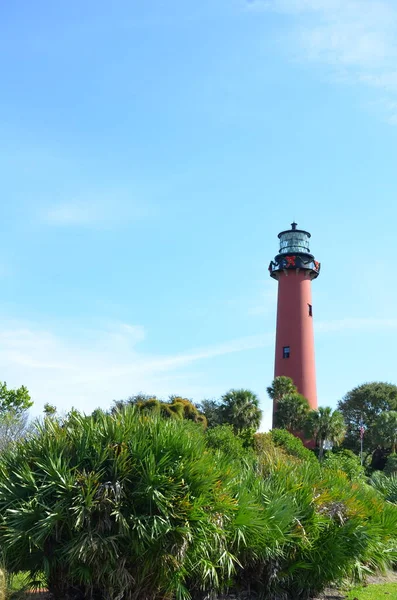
left=0, top=321, right=270, bottom=418
left=1, top=314, right=396, bottom=431
left=246, top=0, right=397, bottom=122
left=43, top=197, right=154, bottom=227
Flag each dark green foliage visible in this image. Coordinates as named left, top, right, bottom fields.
left=370, top=446, right=390, bottom=471
left=0, top=409, right=396, bottom=600
left=338, top=382, right=397, bottom=453
left=112, top=393, right=157, bottom=413
left=373, top=411, right=397, bottom=452
left=266, top=376, right=297, bottom=402
left=195, top=399, right=223, bottom=428
left=274, top=392, right=310, bottom=431
left=305, top=407, right=346, bottom=460
left=218, top=388, right=262, bottom=432
left=384, top=453, right=397, bottom=475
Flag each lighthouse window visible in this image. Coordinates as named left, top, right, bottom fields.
left=308, top=304, right=313, bottom=317
left=283, top=346, right=290, bottom=359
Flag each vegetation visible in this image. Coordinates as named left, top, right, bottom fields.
left=374, top=410, right=397, bottom=453
left=195, top=399, right=223, bottom=428
left=266, top=375, right=297, bottom=403
left=323, top=449, right=366, bottom=481
left=385, top=453, right=397, bottom=475
left=268, top=427, right=318, bottom=463
left=267, top=377, right=347, bottom=456
left=198, top=389, right=262, bottom=432
left=1, top=374, right=397, bottom=599
left=274, top=392, right=310, bottom=431
left=114, top=394, right=207, bottom=426
left=369, top=472, right=397, bottom=504
left=218, top=388, right=262, bottom=432
left=305, top=406, right=346, bottom=460
left=205, top=423, right=249, bottom=460
left=0, top=381, right=32, bottom=452
left=0, top=407, right=396, bottom=600
left=0, top=381, right=32, bottom=414
left=43, top=403, right=57, bottom=416
left=346, top=583, right=397, bottom=599
left=338, top=382, right=397, bottom=453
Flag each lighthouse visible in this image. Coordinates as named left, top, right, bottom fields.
left=269, top=223, right=320, bottom=426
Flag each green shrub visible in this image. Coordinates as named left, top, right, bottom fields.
left=323, top=449, right=366, bottom=481
left=252, top=432, right=294, bottom=476
left=205, top=424, right=250, bottom=461
left=0, top=411, right=241, bottom=599
left=0, top=409, right=396, bottom=600
left=270, top=428, right=318, bottom=463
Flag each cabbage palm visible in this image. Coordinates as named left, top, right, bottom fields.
left=267, top=376, right=297, bottom=403
left=219, top=388, right=262, bottom=432
left=274, top=393, right=310, bottom=431
left=305, top=407, right=346, bottom=460
left=0, top=407, right=396, bottom=600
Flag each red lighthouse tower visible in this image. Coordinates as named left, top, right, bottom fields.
left=269, top=223, right=320, bottom=425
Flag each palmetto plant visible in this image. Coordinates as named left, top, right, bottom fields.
left=0, top=408, right=395, bottom=600
left=0, top=410, right=243, bottom=599
left=370, top=471, right=397, bottom=504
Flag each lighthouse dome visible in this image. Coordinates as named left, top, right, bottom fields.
left=278, top=222, right=311, bottom=255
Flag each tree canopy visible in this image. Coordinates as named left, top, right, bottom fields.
left=0, top=382, right=32, bottom=451
left=305, top=407, right=346, bottom=460
left=218, top=389, right=262, bottom=433
left=338, top=382, right=397, bottom=452
left=0, top=381, right=32, bottom=415
left=114, top=394, right=207, bottom=426
left=374, top=411, right=397, bottom=453
left=196, top=399, right=223, bottom=428
left=267, top=376, right=297, bottom=403
left=274, top=393, right=310, bottom=432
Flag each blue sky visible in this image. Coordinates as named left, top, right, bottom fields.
left=1, top=0, right=397, bottom=429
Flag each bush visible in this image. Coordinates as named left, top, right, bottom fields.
left=323, top=449, right=366, bottom=481
left=0, top=409, right=396, bottom=600
left=0, top=411, right=240, bottom=599
left=270, top=428, right=318, bottom=463
left=369, top=471, right=397, bottom=504
left=205, top=424, right=250, bottom=461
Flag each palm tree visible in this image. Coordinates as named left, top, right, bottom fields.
left=267, top=376, right=297, bottom=403
left=274, top=393, right=310, bottom=431
left=219, top=389, right=262, bottom=432
left=305, top=407, right=346, bottom=460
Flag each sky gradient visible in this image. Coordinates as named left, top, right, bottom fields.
left=1, top=0, right=397, bottom=429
